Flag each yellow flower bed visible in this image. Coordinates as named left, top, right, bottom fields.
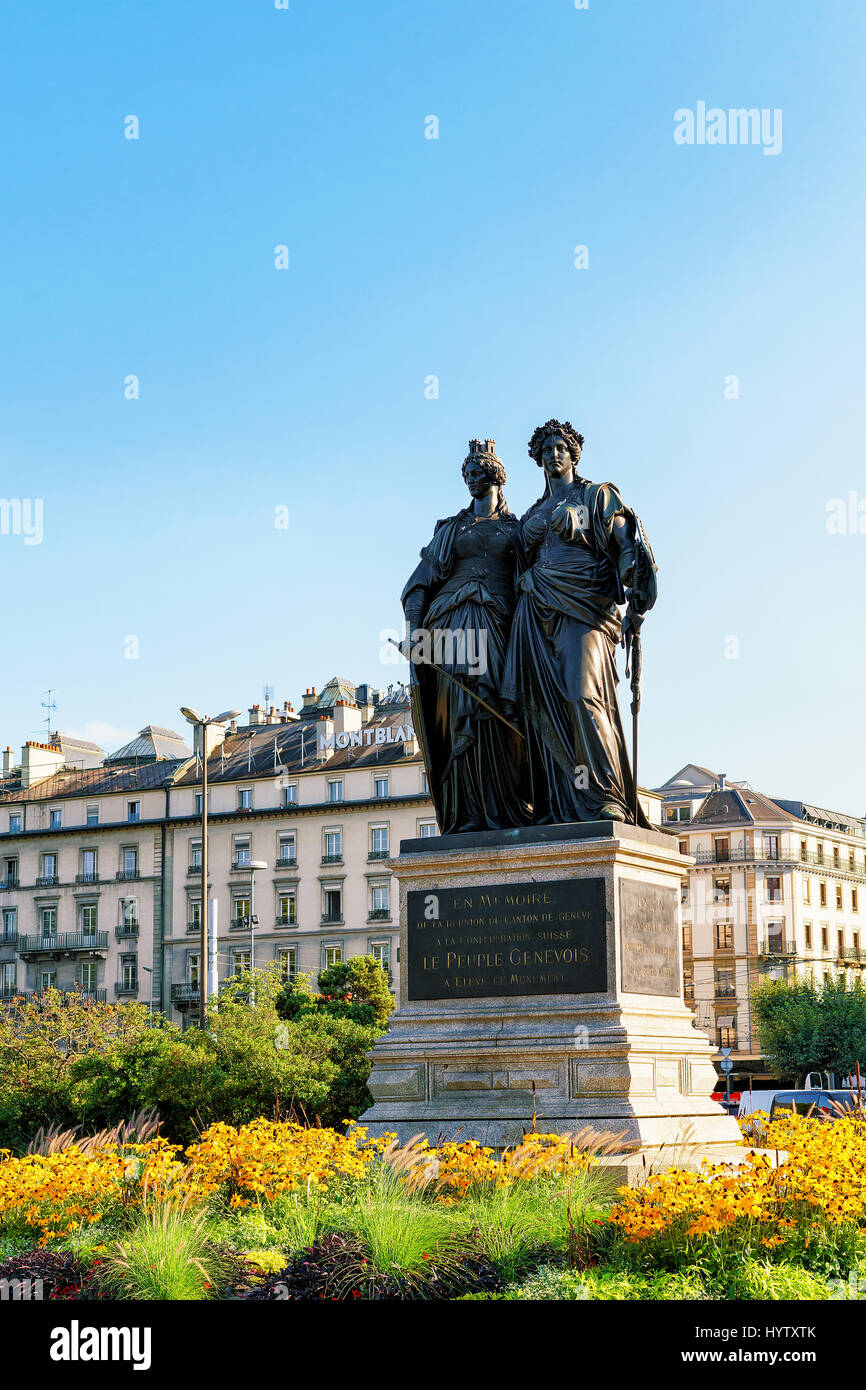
left=184, top=1119, right=390, bottom=1206
left=0, top=1139, right=186, bottom=1245
left=610, top=1112, right=866, bottom=1243
left=422, top=1132, right=598, bottom=1200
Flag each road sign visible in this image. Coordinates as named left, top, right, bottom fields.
left=720, top=1059, right=734, bottom=1073
left=720, top=1047, right=732, bottom=1059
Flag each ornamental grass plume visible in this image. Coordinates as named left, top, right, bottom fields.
left=98, top=1182, right=230, bottom=1302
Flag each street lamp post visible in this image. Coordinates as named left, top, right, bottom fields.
left=180, top=707, right=241, bottom=1028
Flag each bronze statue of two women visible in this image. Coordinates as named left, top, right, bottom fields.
left=402, top=421, right=657, bottom=834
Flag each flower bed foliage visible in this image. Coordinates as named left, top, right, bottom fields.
left=2, top=1108, right=866, bottom=1299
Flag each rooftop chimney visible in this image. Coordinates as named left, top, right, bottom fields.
left=717, top=773, right=726, bottom=790
left=248, top=705, right=266, bottom=726
left=2, top=747, right=13, bottom=777
left=20, top=740, right=64, bottom=790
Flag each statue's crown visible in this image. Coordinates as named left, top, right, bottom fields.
left=466, top=438, right=498, bottom=462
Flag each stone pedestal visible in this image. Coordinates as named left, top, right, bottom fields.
left=362, top=822, right=741, bottom=1155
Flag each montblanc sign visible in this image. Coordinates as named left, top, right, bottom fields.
left=320, top=724, right=415, bottom=751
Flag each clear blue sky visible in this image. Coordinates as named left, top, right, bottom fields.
left=1, top=0, right=864, bottom=812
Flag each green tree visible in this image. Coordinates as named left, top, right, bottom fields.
left=752, top=974, right=866, bottom=1083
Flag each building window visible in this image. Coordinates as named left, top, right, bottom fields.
left=322, top=887, right=342, bottom=924
left=713, top=877, right=730, bottom=905
left=80, top=849, right=98, bottom=882
left=188, top=952, right=201, bottom=987
left=803, top=877, right=811, bottom=904
left=40, top=852, right=57, bottom=883
left=833, top=846, right=840, bottom=869
left=418, top=821, right=437, bottom=838
left=369, top=940, right=391, bottom=973
left=838, top=929, right=846, bottom=959
left=765, top=875, right=782, bottom=903
left=233, top=837, right=251, bottom=867
left=78, top=961, right=98, bottom=994
left=714, top=967, right=735, bottom=999
left=683, top=967, right=694, bottom=1002
left=277, top=833, right=296, bottom=866
left=323, top=830, right=342, bottom=862
left=370, top=884, right=390, bottom=919
left=849, top=851, right=857, bottom=873
left=8, top=813, right=21, bottom=834
left=804, top=920, right=812, bottom=949
left=763, top=834, right=780, bottom=861
left=122, top=847, right=138, bottom=878
left=718, top=1025, right=737, bottom=1050
left=190, top=840, right=202, bottom=870
left=127, top=801, right=140, bottom=823
left=853, top=888, right=860, bottom=914
left=1, top=961, right=16, bottom=993
left=232, top=897, right=251, bottom=928
left=2, top=857, right=18, bottom=888
left=836, top=885, right=844, bottom=911
left=49, top=808, right=62, bottom=830
left=278, top=946, right=297, bottom=982
left=420, top=771, right=429, bottom=795
left=1, top=908, right=17, bottom=943
left=40, top=970, right=58, bottom=992
left=714, top=922, right=734, bottom=950
left=80, top=904, right=98, bottom=936
left=374, top=776, right=389, bottom=799
left=322, top=944, right=343, bottom=969
left=120, top=955, right=137, bottom=992
left=193, top=792, right=210, bottom=816
left=678, top=838, right=688, bottom=856
left=327, top=779, right=344, bottom=803
left=714, top=837, right=729, bottom=863
left=682, top=923, right=692, bottom=952
left=800, top=839, right=808, bottom=862
left=41, top=907, right=57, bottom=941
left=819, top=882, right=827, bottom=908
left=277, top=892, right=297, bottom=926
left=189, top=900, right=202, bottom=931
left=238, top=788, right=253, bottom=811
left=817, top=843, right=825, bottom=865
left=821, top=924, right=829, bottom=951
left=680, top=881, right=690, bottom=905
left=282, top=784, right=297, bottom=806
left=370, top=825, right=389, bottom=857
left=233, top=950, right=251, bottom=974
left=120, top=898, right=138, bottom=928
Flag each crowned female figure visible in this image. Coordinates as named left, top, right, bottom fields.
left=401, top=439, right=530, bottom=834
left=501, top=419, right=657, bottom=826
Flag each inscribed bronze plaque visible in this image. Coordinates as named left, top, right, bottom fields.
left=619, top=879, right=679, bottom=996
left=406, top=877, right=607, bottom=1001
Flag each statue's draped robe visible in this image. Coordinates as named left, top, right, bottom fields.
left=501, top=479, right=655, bottom=827
left=402, top=505, right=530, bottom=834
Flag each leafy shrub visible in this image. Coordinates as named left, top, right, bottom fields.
left=98, top=1194, right=232, bottom=1301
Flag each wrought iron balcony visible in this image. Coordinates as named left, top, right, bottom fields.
left=1, top=931, right=17, bottom=946
left=1, top=877, right=19, bottom=891
left=68, top=988, right=107, bottom=1003
left=275, top=915, right=297, bottom=928
left=187, top=865, right=202, bottom=875
left=231, top=858, right=253, bottom=871
left=367, top=908, right=391, bottom=921
left=171, top=982, right=200, bottom=1004
left=115, top=869, right=140, bottom=881
left=367, top=850, right=390, bottom=861
left=17, top=932, right=109, bottom=956
left=186, top=920, right=202, bottom=934
left=115, top=923, right=139, bottom=939
left=36, top=875, right=59, bottom=887
left=114, top=981, right=139, bottom=996
left=320, top=913, right=344, bottom=925
left=275, top=855, right=297, bottom=868
left=0, top=984, right=20, bottom=1000
left=758, top=939, right=795, bottom=957
left=321, top=854, right=343, bottom=865
left=714, top=985, right=737, bottom=999
left=75, top=872, right=99, bottom=884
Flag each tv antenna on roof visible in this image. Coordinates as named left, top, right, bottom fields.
left=263, top=683, right=274, bottom=710
left=41, top=689, right=57, bottom=737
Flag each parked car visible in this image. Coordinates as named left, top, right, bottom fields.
left=768, top=1089, right=860, bottom=1122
